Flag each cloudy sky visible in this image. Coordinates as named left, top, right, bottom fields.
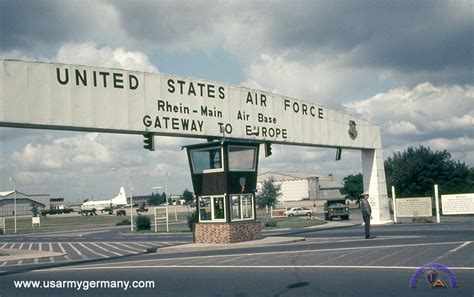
left=0, top=0, right=472, bottom=202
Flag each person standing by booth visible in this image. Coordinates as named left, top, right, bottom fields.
left=361, top=191, right=375, bottom=239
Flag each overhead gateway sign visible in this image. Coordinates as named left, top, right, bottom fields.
left=0, top=59, right=381, bottom=149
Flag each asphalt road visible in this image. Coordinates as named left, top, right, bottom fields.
left=1, top=221, right=473, bottom=297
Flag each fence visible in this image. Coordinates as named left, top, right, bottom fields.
left=270, top=207, right=287, bottom=218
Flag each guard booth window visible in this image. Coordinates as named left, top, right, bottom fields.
left=191, top=147, right=222, bottom=173
left=228, top=146, right=256, bottom=171
left=230, top=194, right=254, bottom=221
left=199, top=196, right=226, bottom=222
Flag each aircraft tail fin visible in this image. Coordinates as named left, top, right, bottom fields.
left=111, top=187, right=128, bottom=205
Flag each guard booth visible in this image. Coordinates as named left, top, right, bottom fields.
left=184, top=140, right=262, bottom=243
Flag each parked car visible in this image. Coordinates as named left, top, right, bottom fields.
left=116, top=209, right=126, bottom=216
left=285, top=207, right=312, bottom=217
left=324, top=200, right=350, bottom=220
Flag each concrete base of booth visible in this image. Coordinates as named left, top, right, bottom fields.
left=194, top=220, right=262, bottom=244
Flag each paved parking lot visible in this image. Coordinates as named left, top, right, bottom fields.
left=0, top=240, right=187, bottom=267
left=1, top=222, right=472, bottom=296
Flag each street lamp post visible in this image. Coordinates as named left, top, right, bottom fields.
left=153, top=172, right=170, bottom=204
left=9, top=176, right=17, bottom=234
left=113, top=165, right=134, bottom=232
left=164, top=172, right=170, bottom=205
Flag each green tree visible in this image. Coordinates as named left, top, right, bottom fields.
left=30, top=203, right=39, bottom=217
left=148, top=192, right=166, bottom=205
left=385, top=145, right=473, bottom=197
left=256, top=177, right=281, bottom=209
left=182, top=189, right=194, bottom=205
left=136, top=215, right=151, bottom=231
left=340, top=173, right=363, bottom=204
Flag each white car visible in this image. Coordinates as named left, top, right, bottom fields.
left=285, top=207, right=312, bottom=217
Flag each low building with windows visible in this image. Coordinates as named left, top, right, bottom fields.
left=257, top=172, right=345, bottom=206
left=0, top=191, right=66, bottom=216
left=0, top=191, right=50, bottom=217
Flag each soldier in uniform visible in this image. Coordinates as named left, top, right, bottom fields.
left=361, top=191, right=375, bottom=239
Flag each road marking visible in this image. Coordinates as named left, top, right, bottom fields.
left=102, top=242, right=136, bottom=254
left=0, top=243, right=7, bottom=248
left=39, top=264, right=474, bottom=272
left=90, top=243, right=123, bottom=257
left=129, top=242, right=150, bottom=248
left=450, top=241, right=472, bottom=253
left=28, top=243, right=33, bottom=250
left=58, top=243, right=71, bottom=261
left=18, top=243, right=25, bottom=250
left=39, top=243, right=43, bottom=251
left=77, top=230, right=111, bottom=237
left=68, top=243, right=88, bottom=260
left=1, top=262, right=7, bottom=266
left=78, top=243, right=109, bottom=258
left=34, top=259, right=38, bottom=264
left=364, top=247, right=408, bottom=265
left=17, top=260, right=22, bottom=265
left=218, top=256, right=246, bottom=264
left=303, top=236, right=422, bottom=245
left=50, top=256, right=55, bottom=263
left=55, top=240, right=465, bottom=269
left=9, top=243, right=16, bottom=249
left=431, top=241, right=472, bottom=262
left=316, top=250, right=361, bottom=265
left=48, top=243, right=53, bottom=252
left=114, top=242, right=144, bottom=252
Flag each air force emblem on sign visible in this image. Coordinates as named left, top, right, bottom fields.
left=348, top=120, right=358, bottom=140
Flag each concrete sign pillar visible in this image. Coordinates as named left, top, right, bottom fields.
left=361, top=148, right=392, bottom=224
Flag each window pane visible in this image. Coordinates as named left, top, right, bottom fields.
left=199, top=197, right=211, bottom=221
left=242, top=194, right=254, bottom=219
left=191, top=148, right=222, bottom=172
left=228, top=146, right=256, bottom=171
left=231, top=195, right=241, bottom=221
left=213, top=197, right=225, bottom=220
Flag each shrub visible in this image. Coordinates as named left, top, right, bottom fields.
left=136, top=216, right=151, bottom=231
left=116, top=219, right=131, bottom=226
left=187, top=211, right=197, bottom=231
left=0, top=229, right=3, bottom=235
left=264, top=220, right=278, bottom=227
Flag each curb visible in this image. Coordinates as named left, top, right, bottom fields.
left=159, top=236, right=306, bottom=253
left=0, top=249, right=66, bottom=262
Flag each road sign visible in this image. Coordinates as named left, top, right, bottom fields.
left=0, top=59, right=381, bottom=149
left=154, top=207, right=169, bottom=233
left=441, top=193, right=474, bottom=215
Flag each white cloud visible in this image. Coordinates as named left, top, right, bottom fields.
left=11, top=133, right=115, bottom=170
left=2, top=130, right=196, bottom=199
left=241, top=53, right=381, bottom=105
left=386, top=121, right=421, bottom=135
left=56, top=43, right=158, bottom=72
left=344, top=83, right=474, bottom=165
left=345, top=82, right=473, bottom=137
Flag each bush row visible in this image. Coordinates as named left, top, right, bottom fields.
left=41, top=208, right=75, bottom=216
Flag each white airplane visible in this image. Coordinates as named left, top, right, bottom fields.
left=81, top=187, right=128, bottom=211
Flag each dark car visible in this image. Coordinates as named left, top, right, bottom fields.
left=324, top=199, right=350, bottom=221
